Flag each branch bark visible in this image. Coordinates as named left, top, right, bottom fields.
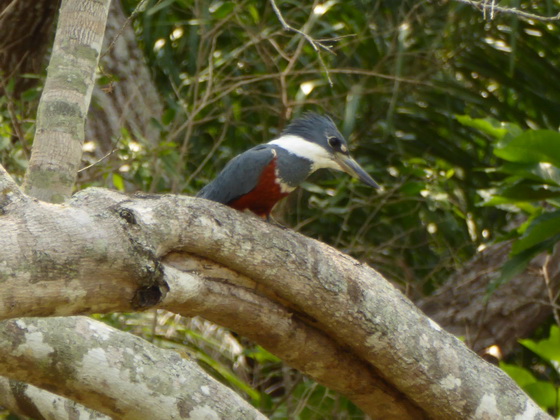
left=0, top=317, right=265, bottom=420
left=0, top=184, right=550, bottom=419
left=23, top=0, right=111, bottom=203
left=0, top=376, right=110, bottom=420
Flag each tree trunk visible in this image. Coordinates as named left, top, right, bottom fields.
left=22, top=0, right=111, bottom=203
left=418, top=242, right=560, bottom=357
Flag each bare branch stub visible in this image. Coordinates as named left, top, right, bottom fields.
left=456, top=0, right=560, bottom=21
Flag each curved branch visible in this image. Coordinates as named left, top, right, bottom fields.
left=162, top=255, right=423, bottom=419
left=121, top=194, right=548, bottom=420
left=0, top=187, right=550, bottom=419
left=0, top=317, right=266, bottom=420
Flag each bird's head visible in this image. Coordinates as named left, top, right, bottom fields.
left=269, top=113, right=379, bottom=188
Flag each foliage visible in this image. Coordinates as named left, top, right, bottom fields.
left=458, top=117, right=560, bottom=289
left=502, top=324, right=560, bottom=415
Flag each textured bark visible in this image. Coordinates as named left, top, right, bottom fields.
left=0, top=185, right=421, bottom=419
left=163, top=256, right=422, bottom=419
left=23, top=0, right=111, bottom=203
left=86, top=0, right=164, bottom=153
left=0, top=185, right=168, bottom=319
left=0, top=376, right=110, bottom=420
left=0, top=0, right=57, bottom=95
left=0, top=317, right=265, bottom=420
left=0, top=182, right=550, bottom=420
left=418, top=242, right=560, bottom=356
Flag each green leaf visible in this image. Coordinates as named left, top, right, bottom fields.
left=161, top=108, right=176, bottom=126
left=524, top=381, right=560, bottom=410
left=512, top=210, right=560, bottom=254
left=520, top=325, right=560, bottom=364
left=400, top=181, right=425, bottom=196
left=499, top=162, right=560, bottom=187
left=211, top=2, right=235, bottom=19
left=455, top=115, right=508, bottom=139
left=499, top=362, right=537, bottom=387
left=495, top=130, right=560, bottom=167
left=112, top=173, right=125, bottom=192
left=483, top=182, right=560, bottom=206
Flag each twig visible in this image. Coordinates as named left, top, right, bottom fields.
left=0, top=0, right=19, bottom=20
left=100, top=0, right=151, bottom=60
left=185, top=110, right=231, bottom=187
left=269, top=0, right=335, bottom=86
left=456, top=0, right=560, bottom=21
left=98, top=0, right=153, bottom=88
left=77, top=136, right=122, bottom=173
left=542, top=253, right=560, bottom=327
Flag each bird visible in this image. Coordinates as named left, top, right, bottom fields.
left=197, top=113, right=379, bottom=219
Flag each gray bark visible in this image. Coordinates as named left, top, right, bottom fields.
left=0, top=179, right=550, bottom=420
left=0, top=317, right=265, bottom=420
left=23, top=0, right=112, bottom=203
left=0, top=376, right=110, bottom=420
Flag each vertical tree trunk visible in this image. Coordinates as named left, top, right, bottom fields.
left=23, top=0, right=112, bottom=203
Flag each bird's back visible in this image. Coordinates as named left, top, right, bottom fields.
left=196, top=145, right=277, bottom=205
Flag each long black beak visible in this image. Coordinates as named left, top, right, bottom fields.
left=334, top=153, right=379, bottom=188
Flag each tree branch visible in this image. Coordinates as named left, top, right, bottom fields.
left=418, top=241, right=560, bottom=356
left=455, top=0, right=560, bottom=21
left=0, top=317, right=266, bottom=420
left=269, top=0, right=335, bottom=85
left=162, top=255, right=423, bottom=419
left=0, top=376, right=110, bottom=420
left=23, top=0, right=111, bottom=203
left=0, top=186, right=550, bottom=419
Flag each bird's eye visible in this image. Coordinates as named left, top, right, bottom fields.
left=328, top=137, right=342, bottom=150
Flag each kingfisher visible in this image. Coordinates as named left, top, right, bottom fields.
left=197, top=113, right=379, bottom=219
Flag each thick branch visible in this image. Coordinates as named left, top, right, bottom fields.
left=0, top=376, right=110, bottom=420
left=163, top=255, right=423, bottom=419
left=0, top=186, right=421, bottom=418
left=0, top=189, right=168, bottom=319
left=0, top=317, right=266, bottom=420
left=23, top=0, right=111, bottom=203
left=123, top=193, right=548, bottom=420
left=0, top=189, right=547, bottom=419
left=0, top=187, right=550, bottom=419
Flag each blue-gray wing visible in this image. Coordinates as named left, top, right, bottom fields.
left=196, top=145, right=276, bottom=204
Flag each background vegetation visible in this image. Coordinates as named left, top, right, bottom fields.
left=2, top=0, right=560, bottom=417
